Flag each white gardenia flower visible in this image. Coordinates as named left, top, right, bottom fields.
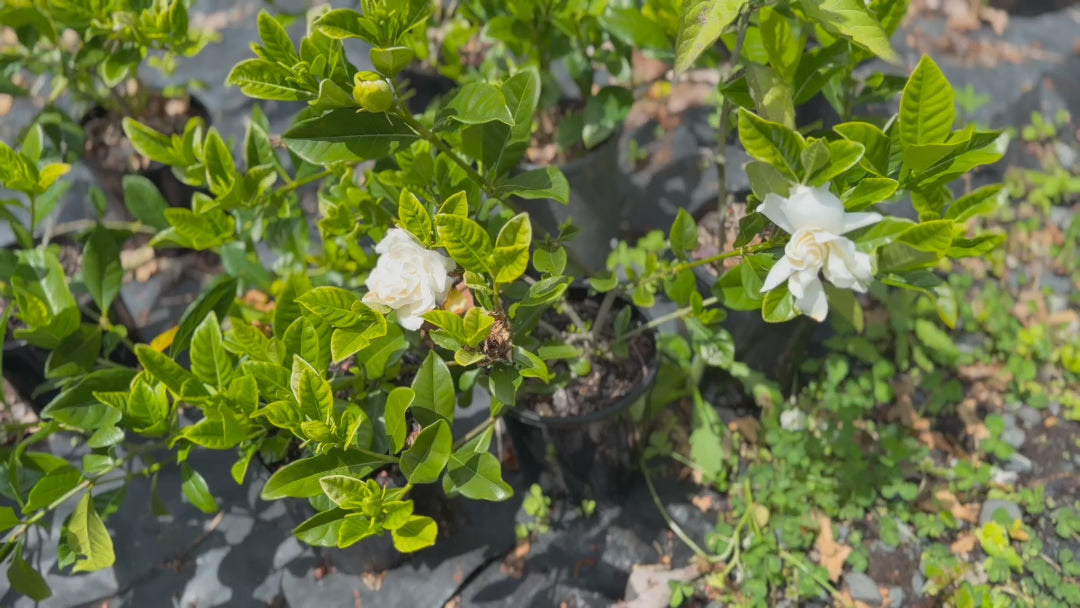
left=779, top=409, right=807, bottom=432
left=759, top=184, right=882, bottom=322
left=363, top=228, right=456, bottom=330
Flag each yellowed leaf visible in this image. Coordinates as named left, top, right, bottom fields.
left=815, top=516, right=852, bottom=582
left=150, top=326, right=178, bottom=352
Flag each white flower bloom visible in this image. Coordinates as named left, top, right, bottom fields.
left=363, top=228, right=456, bottom=330
left=779, top=409, right=807, bottom=432
left=758, top=184, right=882, bottom=321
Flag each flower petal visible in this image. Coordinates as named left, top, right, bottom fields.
left=758, top=192, right=794, bottom=233
left=780, top=185, right=846, bottom=234
left=761, top=256, right=796, bottom=292
left=790, top=270, right=828, bottom=321
left=823, top=238, right=875, bottom=292
left=841, top=212, right=883, bottom=234
left=397, top=312, right=424, bottom=331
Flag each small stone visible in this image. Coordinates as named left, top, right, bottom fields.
left=1049, top=402, right=1062, bottom=416
left=889, top=586, right=905, bottom=608
left=1004, top=453, right=1034, bottom=474
left=845, top=572, right=882, bottom=606
left=980, top=499, right=1023, bottom=526
left=992, top=468, right=1019, bottom=486
left=1001, top=427, right=1026, bottom=449
left=1015, top=406, right=1043, bottom=428
left=1053, top=142, right=1077, bottom=169
left=911, top=573, right=925, bottom=597
left=1002, top=413, right=1017, bottom=428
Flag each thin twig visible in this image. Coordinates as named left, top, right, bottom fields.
left=641, top=459, right=714, bottom=561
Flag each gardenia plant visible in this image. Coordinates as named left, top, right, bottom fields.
left=0, top=0, right=1008, bottom=598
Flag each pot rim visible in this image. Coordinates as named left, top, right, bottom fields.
left=505, top=286, right=660, bottom=429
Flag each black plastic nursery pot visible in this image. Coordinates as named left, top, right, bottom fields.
left=503, top=288, right=660, bottom=501
left=80, top=93, right=211, bottom=211
left=523, top=132, right=630, bottom=274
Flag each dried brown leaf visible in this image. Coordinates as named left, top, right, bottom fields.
left=815, top=516, right=852, bottom=582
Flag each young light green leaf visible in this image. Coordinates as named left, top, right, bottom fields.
left=292, top=356, right=333, bottom=422
left=437, top=82, right=513, bottom=126
left=674, top=0, right=745, bottom=73
left=435, top=214, right=493, bottom=273
left=398, top=189, right=433, bottom=245
left=121, top=118, right=179, bottom=165
left=401, top=419, right=452, bottom=484
left=24, top=466, right=84, bottom=513
left=371, top=46, right=415, bottom=77
left=296, top=287, right=364, bottom=328
left=391, top=515, right=438, bottom=552
left=190, top=311, right=232, bottom=388
left=319, top=475, right=370, bottom=509
left=492, top=213, right=532, bottom=283
left=899, top=55, right=954, bottom=147
left=69, top=492, right=116, bottom=572
left=737, top=108, right=806, bottom=179
left=257, top=10, right=299, bottom=66
left=945, top=184, right=1005, bottom=223
left=798, top=0, right=897, bottom=62
left=261, top=450, right=388, bottom=500
left=226, top=59, right=314, bottom=101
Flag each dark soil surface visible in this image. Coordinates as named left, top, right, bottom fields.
left=519, top=296, right=656, bottom=419
left=82, top=93, right=198, bottom=173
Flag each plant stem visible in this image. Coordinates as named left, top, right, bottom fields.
left=590, top=289, right=619, bottom=341
left=393, top=106, right=500, bottom=199
left=715, top=4, right=754, bottom=245
left=641, top=459, right=715, bottom=562
left=277, top=169, right=334, bottom=195
left=46, top=218, right=158, bottom=242
left=619, top=297, right=719, bottom=343
left=453, top=416, right=496, bottom=451
left=676, top=240, right=783, bottom=274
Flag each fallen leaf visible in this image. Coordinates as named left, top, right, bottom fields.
left=1045, top=416, right=1059, bottom=429
left=728, top=417, right=762, bottom=443
left=957, top=398, right=990, bottom=442
left=691, top=494, right=715, bottom=513
left=921, top=488, right=979, bottom=523
left=815, top=515, right=852, bottom=582
left=951, top=533, right=977, bottom=554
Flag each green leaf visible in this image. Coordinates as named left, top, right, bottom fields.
left=8, top=552, right=52, bottom=600
left=812, top=140, right=864, bottom=185
left=401, top=419, right=452, bottom=484
left=799, top=0, right=897, bottom=62
left=410, top=351, right=455, bottom=427
left=180, top=464, right=218, bottom=514
left=385, top=387, right=414, bottom=454
left=896, top=219, right=954, bottom=253
left=737, top=108, right=805, bottom=179
left=283, top=110, right=418, bottom=164
left=945, top=184, right=1005, bottom=223
left=25, top=466, right=83, bottom=513
left=172, top=276, right=238, bottom=355
left=492, top=213, right=532, bottom=283
left=122, top=175, right=170, bottom=229
left=87, top=426, right=124, bottom=448
left=68, top=492, right=115, bottom=572
left=899, top=55, right=954, bottom=147
left=135, top=345, right=198, bottom=396
left=120, top=118, right=178, bottom=165
left=435, top=214, right=493, bottom=273
left=294, top=508, right=348, bottom=547
left=40, top=368, right=135, bottom=430
left=293, top=356, right=333, bottom=422
left=466, top=68, right=541, bottom=177
left=495, top=167, right=569, bottom=204
left=762, top=285, right=797, bottom=322
left=190, top=311, right=232, bottom=388
left=745, top=161, right=792, bottom=199
left=226, top=59, right=314, bottom=102
left=318, top=475, right=369, bottom=509
left=398, top=189, right=433, bottom=245
left=583, top=86, right=633, bottom=149
left=437, top=82, right=513, bottom=126
left=834, top=121, right=890, bottom=176
left=391, top=515, right=438, bottom=552
left=689, top=390, right=725, bottom=481
left=948, top=233, right=1005, bottom=258
left=0, top=507, right=19, bottom=533
left=261, top=450, right=388, bottom=500
left=203, top=128, right=236, bottom=194
left=442, top=449, right=513, bottom=502
left=745, top=64, right=795, bottom=128
left=257, top=10, right=299, bottom=66
left=313, top=8, right=374, bottom=41
left=670, top=209, right=698, bottom=262
left=371, top=46, right=415, bottom=77
left=674, top=0, right=745, bottom=72
left=842, top=178, right=898, bottom=211
left=760, top=7, right=802, bottom=83
left=296, top=287, right=364, bottom=328
left=603, top=8, right=670, bottom=50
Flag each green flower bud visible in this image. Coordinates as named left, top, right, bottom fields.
left=352, top=79, right=393, bottom=113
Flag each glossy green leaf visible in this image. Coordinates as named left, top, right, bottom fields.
left=799, top=0, right=897, bottom=62
left=385, top=387, right=414, bottom=454
left=494, top=167, right=569, bottom=204
left=190, top=311, right=232, bottom=388
left=391, top=515, right=438, bottom=552
left=260, top=450, right=388, bottom=500
left=899, top=55, right=954, bottom=147
left=435, top=214, right=493, bottom=273
left=172, top=275, right=238, bottom=355
left=491, top=213, right=532, bottom=283
left=319, top=475, right=369, bottom=509
left=437, top=82, right=513, bottom=126
left=398, top=189, right=433, bottom=245
left=24, top=466, right=83, bottom=513
left=442, top=449, right=513, bottom=502
left=283, top=110, right=417, bottom=164
left=296, top=287, right=364, bottom=328
left=227, top=59, right=314, bottom=101
left=122, top=175, right=170, bottom=229
left=737, top=108, right=805, bottom=179
left=180, top=464, right=218, bottom=514
left=410, top=351, right=455, bottom=427
left=674, top=0, right=745, bottom=72
left=69, top=492, right=115, bottom=572
left=841, top=178, right=898, bottom=211
left=669, top=209, right=697, bottom=262
left=293, top=356, right=332, bottom=422
left=293, top=507, right=348, bottom=547
left=8, top=553, right=52, bottom=600
left=314, top=8, right=374, bottom=41
left=257, top=10, right=299, bottom=65
left=401, top=420, right=452, bottom=484
left=945, top=184, right=1005, bottom=223
left=40, top=368, right=135, bottom=430
left=834, top=121, right=890, bottom=176
left=371, top=46, right=415, bottom=77
left=120, top=118, right=179, bottom=165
